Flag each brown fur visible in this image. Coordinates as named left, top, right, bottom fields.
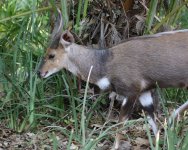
left=38, top=9, right=188, bottom=149
left=39, top=30, right=188, bottom=95
left=106, top=31, right=188, bottom=96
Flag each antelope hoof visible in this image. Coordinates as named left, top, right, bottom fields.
left=112, top=133, right=121, bottom=150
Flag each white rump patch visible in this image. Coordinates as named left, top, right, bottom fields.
left=139, top=91, right=153, bottom=107
left=96, top=77, right=110, bottom=90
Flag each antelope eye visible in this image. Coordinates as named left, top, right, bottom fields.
left=48, top=54, right=55, bottom=59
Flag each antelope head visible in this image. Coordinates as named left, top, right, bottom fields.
left=38, top=9, right=75, bottom=78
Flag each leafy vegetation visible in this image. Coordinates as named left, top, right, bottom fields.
left=0, top=0, right=188, bottom=149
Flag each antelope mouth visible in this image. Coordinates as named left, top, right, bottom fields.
left=39, top=68, right=59, bottom=78
left=40, top=71, right=48, bottom=78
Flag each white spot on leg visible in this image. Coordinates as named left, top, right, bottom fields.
left=147, top=116, right=158, bottom=136
left=114, top=133, right=121, bottom=149
left=140, top=79, right=147, bottom=90
left=96, top=77, right=110, bottom=90
left=109, top=92, right=116, bottom=99
left=122, top=98, right=127, bottom=106
left=139, top=91, right=158, bottom=136
left=139, top=91, right=153, bottom=107
left=116, top=94, right=126, bottom=102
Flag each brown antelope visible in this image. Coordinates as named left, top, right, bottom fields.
left=38, top=9, right=188, bottom=149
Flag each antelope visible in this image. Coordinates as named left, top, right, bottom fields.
left=38, top=9, right=188, bottom=149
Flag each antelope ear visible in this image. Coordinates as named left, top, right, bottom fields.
left=60, top=30, right=75, bottom=47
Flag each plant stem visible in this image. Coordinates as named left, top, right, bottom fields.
left=0, top=6, right=52, bottom=23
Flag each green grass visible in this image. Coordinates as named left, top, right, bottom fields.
left=0, top=0, right=188, bottom=149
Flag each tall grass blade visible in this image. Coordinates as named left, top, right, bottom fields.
left=81, top=66, right=93, bottom=147
left=182, top=131, right=188, bottom=150
left=83, top=0, right=89, bottom=19
left=67, top=129, right=74, bottom=150
left=62, top=73, right=79, bottom=136
left=145, top=0, right=158, bottom=33
left=75, top=0, right=82, bottom=33
left=61, top=0, right=69, bottom=28
left=152, top=1, right=188, bottom=33
left=0, top=6, right=52, bottom=23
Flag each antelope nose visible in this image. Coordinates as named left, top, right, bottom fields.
left=37, top=70, right=41, bottom=77
left=38, top=70, right=48, bottom=78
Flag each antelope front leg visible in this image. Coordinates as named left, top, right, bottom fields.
left=139, top=91, right=158, bottom=136
left=107, top=92, right=117, bottom=120
left=113, top=96, right=137, bottom=150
